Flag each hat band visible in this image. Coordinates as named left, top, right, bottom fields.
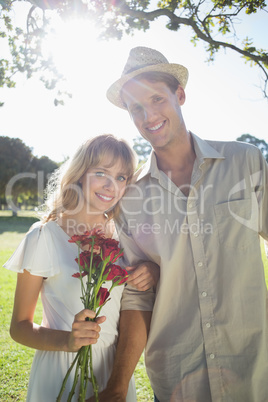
left=124, top=62, right=163, bottom=75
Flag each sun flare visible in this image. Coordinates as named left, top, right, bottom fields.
left=42, top=17, right=102, bottom=86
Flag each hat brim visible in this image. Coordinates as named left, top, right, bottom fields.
left=106, top=63, right=188, bottom=110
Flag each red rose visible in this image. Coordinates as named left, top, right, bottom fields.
left=68, top=234, right=85, bottom=243
left=104, top=265, right=128, bottom=284
left=75, top=250, right=92, bottom=269
left=65, top=229, right=128, bottom=400
left=92, top=254, right=103, bottom=269
left=97, top=287, right=110, bottom=306
left=68, top=229, right=106, bottom=249
left=101, top=239, right=123, bottom=263
left=81, top=229, right=106, bottom=248
left=72, top=271, right=87, bottom=278
left=104, top=264, right=122, bottom=280
left=115, top=268, right=128, bottom=285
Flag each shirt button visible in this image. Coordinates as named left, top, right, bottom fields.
left=197, top=261, right=203, bottom=267
left=209, top=353, right=215, bottom=359
left=206, top=322, right=211, bottom=328
left=188, top=203, right=193, bottom=208
left=201, top=291, right=207, bottom=297
left=194, top=232, right=199, bottom=237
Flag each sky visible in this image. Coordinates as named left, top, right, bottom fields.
left=0, top=3, right=268, bottom=163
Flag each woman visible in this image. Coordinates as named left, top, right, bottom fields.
left=4, top=134, right=159, bottom=401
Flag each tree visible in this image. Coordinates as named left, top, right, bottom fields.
left=0, top=0, right=268, bottom=105
left=133, top=136, right=152, bottom=164
left=28, top=155, right=59, bottom=204
left=236, top=133, right=268, bottom=162
left=0, top=136, right=58, bottom=214
left=0, top=136, right=33, bottom=212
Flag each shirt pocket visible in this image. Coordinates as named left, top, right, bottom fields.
left=214, top=198, right=259, bottom=250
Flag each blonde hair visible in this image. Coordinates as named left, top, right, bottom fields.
left=42, top=134, right=136, bottom=223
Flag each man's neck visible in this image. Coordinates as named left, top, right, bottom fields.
left=155, top=131, right=195, bottom=172
left=154, top=131, right=196, bottom=195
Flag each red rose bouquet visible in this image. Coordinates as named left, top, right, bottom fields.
left=57, top=229, right=128, bottom=402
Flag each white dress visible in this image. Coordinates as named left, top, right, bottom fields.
left=4, top=220, right=136, bottom=402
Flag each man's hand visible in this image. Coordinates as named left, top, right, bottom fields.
left=86, top=388, right=126, bottom=401
left=87, top=310, right=152, bottom=402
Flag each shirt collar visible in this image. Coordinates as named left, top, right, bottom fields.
left=191, top=132, right=225, bottom=162
left=135, top=132, right=225, bottom=182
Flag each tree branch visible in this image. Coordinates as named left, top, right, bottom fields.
left=120, top=5, right=267, bottom=64
left=1, top=0, right=267, bottom=100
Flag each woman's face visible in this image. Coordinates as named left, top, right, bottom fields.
left=80, top=156, right=129, bottom=215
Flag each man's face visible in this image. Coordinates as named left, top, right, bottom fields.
left=121, top=79, right=186, bottom=150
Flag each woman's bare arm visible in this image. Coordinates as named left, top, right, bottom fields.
left=10, top=270, right=105, bottom=352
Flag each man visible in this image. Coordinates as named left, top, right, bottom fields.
left=100, top=47, right=268, bottom=401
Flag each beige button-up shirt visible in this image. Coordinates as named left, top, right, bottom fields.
left=117, top=133, right=268, bottom=402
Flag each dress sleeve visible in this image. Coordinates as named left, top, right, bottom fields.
left=3, top=221, right=61, bottom=277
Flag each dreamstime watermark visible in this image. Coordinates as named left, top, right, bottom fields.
left=119, top=182, right=214, bottom=216
left=4, top=169, right=264, bottom=235
left=124, top=218, right=213, bottom=236
left=62, top=219, right=108, bottom=234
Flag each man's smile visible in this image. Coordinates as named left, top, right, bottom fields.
left=147, top=121, right=165, bottom=132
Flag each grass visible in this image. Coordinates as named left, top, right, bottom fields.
left=261, top=240, right=268, bottom=285
left=0, top=211, right=153, bottom=401
left=1, top=210, right=268, bottom=402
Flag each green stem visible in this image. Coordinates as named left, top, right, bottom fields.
left=67, top=351, right=81, bottom=402
left=89, top=344, right=99, bottom=401
left=89, top=238, right=95, bottom=284
left=77, top=245, right=86, bottom=304
left=56, top=350, right=80, bottom=401
left=86, top=237, right=95, bottom=308
left=78, top=345, right=90, bottom=402
left=93, top=257, right=110, bottom=308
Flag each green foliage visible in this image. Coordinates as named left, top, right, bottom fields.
left=0, top=137, right=33, bottom=201
left=0, top=215, right=42, bottom=401
left=134, top=353, right=154, bottom=401
left=0, top=0, right=268, bottom=100
left=133, top=136, right=152, bottom=163
left=261, top=239, right=268, bottom=285
left=0, top=136, right=59, bottom=210
left=157, top=0, right=180, bottom=12
left=0, top=2, right=68, bottom=105
left=236, top=133, right=268, bottom=162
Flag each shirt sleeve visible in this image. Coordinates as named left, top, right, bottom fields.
left=3, top=221, right=61, bottom=278
left=115, top=215, right=155, bottom=312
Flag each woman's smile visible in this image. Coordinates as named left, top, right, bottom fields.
left=95, top=192, right=114, bottom=202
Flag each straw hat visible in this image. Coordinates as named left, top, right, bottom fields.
left=106, top=46, right=189, bottom=110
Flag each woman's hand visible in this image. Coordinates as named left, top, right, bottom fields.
left=126, top=261, right=160, bottom=291
left=67, top=309, right=106, bottom=352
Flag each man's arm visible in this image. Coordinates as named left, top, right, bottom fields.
left=89, top=309, right=152, bottom=402
left=91, top=209, right=155, bottom=401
